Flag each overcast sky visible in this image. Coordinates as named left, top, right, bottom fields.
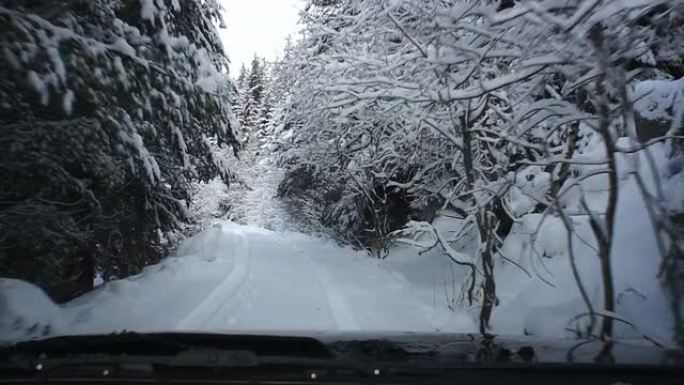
left=218, top=0, right=304, bottom=77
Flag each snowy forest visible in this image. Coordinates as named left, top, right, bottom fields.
left=2, top=0, right=684, bottom=351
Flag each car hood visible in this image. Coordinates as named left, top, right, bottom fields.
left=1, top=331, right=681, bottom=367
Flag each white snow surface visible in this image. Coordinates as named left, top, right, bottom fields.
left=0, top=222, right=476, bottom=342
left=491, top=140, right=680, bottom=344
left=632, top=78, right=684, bottom=125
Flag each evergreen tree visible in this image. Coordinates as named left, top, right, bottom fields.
left=237, top=63, right=249, bottom=90
left=248, top=55, right=265, bottom=105
left=234, top=54, right=272, bottom=136
left=234, top=63, right=250, bottom=129
left=256, top=61, right=275, bottom=137
left=0, top=0, right=238, bottom=301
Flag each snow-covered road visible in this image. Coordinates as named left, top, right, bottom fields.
left=1, top=222, right=476, bottom=341
left=173, top=223, right=472, bottom=332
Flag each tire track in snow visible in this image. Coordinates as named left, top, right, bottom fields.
left=277, top=236, right=360, bottom=331
left=175, top=227, right=251, bottom=330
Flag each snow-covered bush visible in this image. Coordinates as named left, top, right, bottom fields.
left=273, top=0, right=684, bottom=342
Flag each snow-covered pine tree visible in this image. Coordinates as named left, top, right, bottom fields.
left=257, top=67, right=275, bottom=138
left=234, top=54, right=274, bottom=141
left=237, top=63, right=249, bottom=89
left=0, top=0, right=238, bottom=301
left=244, top=55, right=266, bottom=131
left=234, top=63, right=250, bottom=128
left=248, top=55, right=265, bottom=107
left=270, top=36, right=296, bottom=104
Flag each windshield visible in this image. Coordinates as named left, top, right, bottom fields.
left=1, top=0, right=683, bottom=363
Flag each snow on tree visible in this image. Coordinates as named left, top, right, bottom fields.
left=0, top=0, right=238, bottom=301
left=272, top=0, right=684, bottom=343
left=234, top=54, right=272, bottom=137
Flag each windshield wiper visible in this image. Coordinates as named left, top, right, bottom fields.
left=1, top=332, right=332, bottom=358
left=0, top=332, right=333, bottom=378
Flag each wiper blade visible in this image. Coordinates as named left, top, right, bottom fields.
left=1, top=332, right=331, bottom=359
left=3, top=348, right=259, bottom=374
left=0, top=332, right=332, bottom=376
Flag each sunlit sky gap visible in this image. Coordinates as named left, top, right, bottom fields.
left=218, top=0, right=305, bottom=76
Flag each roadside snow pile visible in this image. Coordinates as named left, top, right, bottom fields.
left=0, top=279, right=63, bottom=341
left=385, top=137, right=683, bottom=345
left=0, top=224, right=241, bottom=341
left=630, top=78, right=684, bottom=142
left=632, top=78, right=684, bottom=123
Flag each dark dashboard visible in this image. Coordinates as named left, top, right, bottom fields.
left=1, top=332, right=682, bottom=384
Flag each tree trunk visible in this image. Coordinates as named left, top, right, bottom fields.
left=590, top=25, right=617, bottom=342
left=460, top=114, right=497, bottom=334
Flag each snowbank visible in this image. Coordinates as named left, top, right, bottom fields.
left=632, top=78, right=683, bottom=123
left=380, top=133, right=682, bottom=346
left=0, top=224, right=241, bottom=342
left=0, top=279, right=63, bottom=341
left=496, top=140, right=678, bottom=342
